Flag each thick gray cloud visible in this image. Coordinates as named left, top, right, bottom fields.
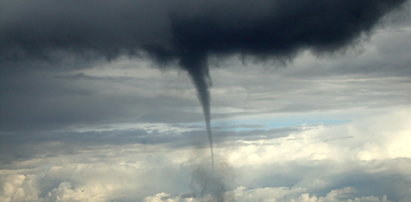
left=0, top=0, right=406, bottom=62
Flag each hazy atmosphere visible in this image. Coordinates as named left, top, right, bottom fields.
left=1, top=0, right=411, bottom=201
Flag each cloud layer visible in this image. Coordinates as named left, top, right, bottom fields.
left=1, top=108, right=411, bottom=201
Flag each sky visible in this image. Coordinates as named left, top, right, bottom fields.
left=1, top=0, right=411, bottom=201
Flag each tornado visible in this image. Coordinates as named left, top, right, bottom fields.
left=180, top=52, right=214, bottom=169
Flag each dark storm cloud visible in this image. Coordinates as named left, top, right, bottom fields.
left=0, top=0, right=407, bottom=63
left=1, top=0, right=406, bottom=111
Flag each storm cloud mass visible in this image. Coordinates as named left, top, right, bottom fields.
left=0, top=0, right=407, bottom=62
